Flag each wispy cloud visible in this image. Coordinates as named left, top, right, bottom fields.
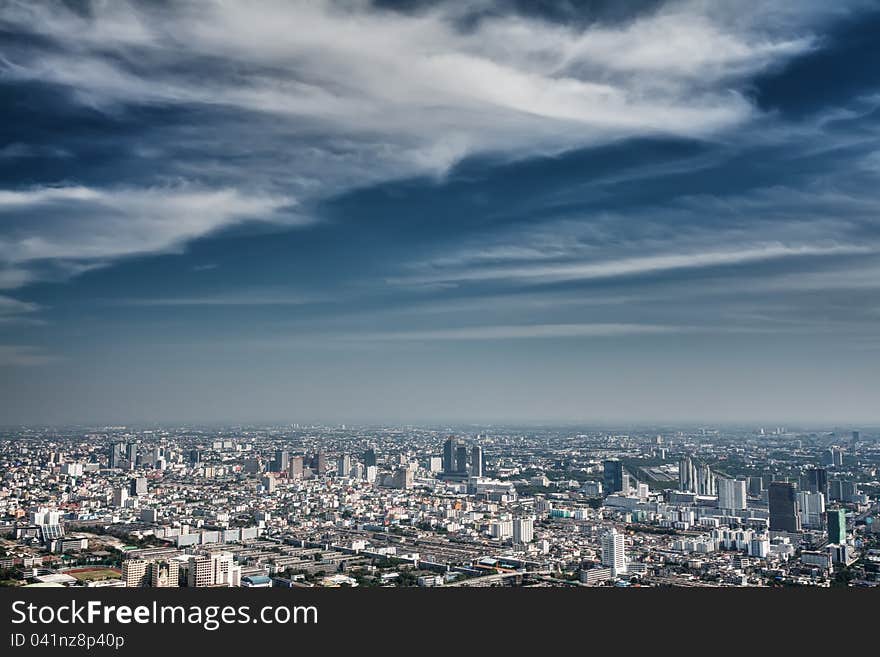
left=394, top=243, right=871, bottom=287
left=346, top=322, right=685, bottom=341
left=0, top=184, right=297, bottom=288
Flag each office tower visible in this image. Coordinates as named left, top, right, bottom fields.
left=337, top=454, right=351, bottom=477
left=314, top=451, right=328, bottom=475
left=768, top=481, right=801, bottom=533
left=288, top=455, right=304, bottom=480
left=748, top=476, right=763, bottom=497
left=456, top=445, right=469, bottom=474
left=804, top=467, right=828, bottom=497
left=601, top=528, right=627, bottom=577
left=126, top=442, right=139, bottom=468
left=150, top=561, right=180, bottom=588
left=621, top=473, right=631, bottom=495
left=442, top=436, right=458, bottom=474
left=827, top=508, right=846, bottom=545
left=428, top=456, right=442, bottom=473
left=109, top=442, right=126, bottom=469
left=271, top=450, right=289, bottom=473
left=471, top=445, right=483, bottom=478
left=140, top=508, right=158, bottom=523
left=365, top=465, right=377, bottom=483
left=718, top=477, right=747, bottom=510
left=829, top=480, right=858, bottom=502
left=391, top=467, right=414, bottom=490
left=678, top=456, right=696, bottom=492
left=603, top=460, right=624, bottom=494
left=797, top=491, right=825, bottom=528
left=261, top=474, right=276, bottom=493
left=112, top=487, right=128, bottom=508
left=513, top=517, right=534, bottom=543
left=362, top=447, right=377, bottom=468
left=824, top=447, right=844, bottom=467
left=129, top=476, right=147, bottom=497
left=123, top=559, right=149, bottom=587
left=695, top=463, right=716, bottom=496
left=189, top=449, right=201, bottom=466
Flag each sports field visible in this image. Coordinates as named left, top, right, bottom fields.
left=66, top=567, right=121, bottom=582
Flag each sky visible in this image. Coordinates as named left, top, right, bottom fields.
left=1, top=0, right=880, bottom=425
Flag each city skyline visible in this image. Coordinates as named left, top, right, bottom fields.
left=3, top=1, right=880, bottom=424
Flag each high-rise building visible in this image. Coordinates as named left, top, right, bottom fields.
left=804, top=467, right=828, bottom=497
left=717, top=477, right=747, bottom=510
left=442, top=437, right=458, bottom=474
left=112, top=487, right=128, bottom=508
left=513, top=517, right=534, bottom=544
left=122, top=559, right=149, bottom=587
left=455, top=445, right=469, bottom=474
left=109, top=442, right=126, bottom=469
left=695, top=463, right=716, bottom=496
left=362, top=448, right=377, bottom=468
left=827, top=508, right=846, bottom=545
left=603, top=460, right=624, bottom=494
left=288, top=455, right=304, bottom=480
left=314, top=451, right=328, bottom=475
left=471, top=445, right=483, bottom=478
left=189, top=449, right=201, bottom=466
left=797, top=491, right=825, bottom=528
left=678, top=457, right=696, bottom=492
left=126, top=442, right=139, bottom=468
left=129, top=476, right=147, bottom=497
left=337, top=454, right=351, bottom=477
left=747, top=476, right=763, bottom=497
left=601, top=528, right=627, bottom=577
left=187, top=552, right=240, bottom=587
left=768, top=481, right=801, bottom=533
left=270, top=450, right=289, bottom=473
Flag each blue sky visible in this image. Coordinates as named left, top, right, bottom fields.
left=1, top=0, right=880, bottom=425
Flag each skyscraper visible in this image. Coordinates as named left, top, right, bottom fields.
left=362, top=447, right=377, bottom=468
left=768, top=481, right=801, bottom=533
left=695, top=463, right=716, bottom=496
left=109, top=442, right=126, bottom=469
left=337, top=454, right=351, bottom=477
left=804, top=467, right=828, bottom=497
left=129, top=476, right=147, bottom=497
left=314, top=451, right=328, bottom=475
left=442, top=436, right=458, bottom=474
left=678, top=456, right=696, bottom=492
left=471, top=445, right=483, bottom=478
left=271, top=450, right=289, bottom=473
left=717, top=477, right=747, bottom=510
left=288, top=455, right=304, bottom=480
left=827, top=508, right=846, bottom=545
left=601, top=528, right=627, bottom=577
left=603, top=460, right=624, bottom=494
left=513, top=517, right=534, bottom=544
left=455, top=445, right=469, bottom=474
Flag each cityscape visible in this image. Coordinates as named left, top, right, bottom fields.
left=2, top=0, right=880, bottom=605
left=0, top=424, right=877, bottom=588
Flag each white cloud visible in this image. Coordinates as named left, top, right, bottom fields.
left=0, top=184, right=296, bottom=284
left=394, top=243, right=871, bottom=287
left=0, top=0, right=827, bottom=177
left=352, top=322, right=685, bottom=341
